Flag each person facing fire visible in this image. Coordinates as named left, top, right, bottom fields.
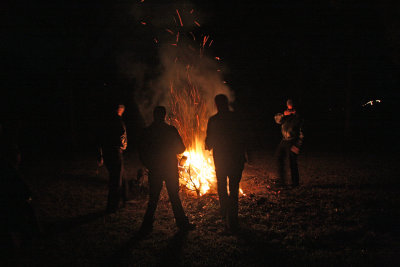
left=138, top=106, right=195, bottom=234
left=97, top=104, right=128, bottom=213
left=205, top=94, right=246, bottom=233
left=274, top=99, right=304, bottom=187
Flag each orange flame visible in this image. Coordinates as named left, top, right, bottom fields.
left=138, top=6, right=245, bottom=197
left=178, top=142, right=216, bottom=196
left=168, top=65, right=216, bottom=196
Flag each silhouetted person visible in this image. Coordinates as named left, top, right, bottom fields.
left=274, top=99, right=304, bottom=187
left=205, top=94, right=246, bottom=232
left=0, top=124, right=41, bottom=264
left=138, top=106, right=195, bottom=234
left=98, top=104, right=128, bottom=213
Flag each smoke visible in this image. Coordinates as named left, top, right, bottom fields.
left=122, top=1, right=234, bottom=126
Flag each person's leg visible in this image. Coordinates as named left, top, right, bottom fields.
left=120, top=152, right=128, bottom=206
left=216, top=170, right=229, bottom=220
left=289, top=151, right=299, bottom=187
left=276, top=140, right=287, bottom=185
left=227, top=172, right=242, bottom=231
left=141, top=173, right=163, bottom=231
left=104, top=150, right=122, bottom=212
left=121, top=178, right=127, bottom=206
left=164, top=174, right=190, bottom=229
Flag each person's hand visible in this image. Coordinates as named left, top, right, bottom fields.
left=291, top=145, right=300, bottom=154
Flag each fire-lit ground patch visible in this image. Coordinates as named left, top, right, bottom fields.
left=10, top=150, right=400, bottom=266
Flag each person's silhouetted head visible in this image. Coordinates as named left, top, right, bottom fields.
left=286, top=99, right=294, bottom=110
left=117, top=104, right=125, bottom=117
left=215, top=94, right=229, bottom=113
left=153, top=106, right=166, bottom=123
left=284, top=99, right=296, bottom=115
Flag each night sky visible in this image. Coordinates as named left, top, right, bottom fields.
left=2, top=0, right=400, bottom=156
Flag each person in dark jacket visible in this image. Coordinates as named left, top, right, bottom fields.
left=0, top=125, right=41, bottom=264
left=98, top=104, right=128, bottom=213
left=274, top=99, right=304, bottom=187
left=138, top=106, right=195, bottom=234
left=205, top=94, right=246, bottom=232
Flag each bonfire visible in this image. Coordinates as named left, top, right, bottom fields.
left=138, top=4, right=243, bottom=196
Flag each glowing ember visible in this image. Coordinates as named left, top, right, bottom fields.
left=176, top=9, right=183, bottom=27
left=239, top=188, right=246, bottom=196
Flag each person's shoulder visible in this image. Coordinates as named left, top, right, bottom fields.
left=209, top=113, right=218, bottom=120
left=229, top=110, right=238, bottom=119
left=106, top=113, right=116, bottom=120
left=207, top=114, right=218, bottom=126
left=141, top=125, right=150, bottom=133
left=166, top=123, right=179, bottom=132
left=155, top=122, right=177, bottom=132
left=141, top=124, right=154, bottom=136
left=293, top=112, right=303, bottom=120
left=106, top=114, right=120, bottom=124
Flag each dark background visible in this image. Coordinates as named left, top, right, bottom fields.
left=2, top=0, right=400, bottom=159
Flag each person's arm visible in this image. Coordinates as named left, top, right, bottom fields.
left=274, top=113, right=284, bottom=124
left=291, top=118, right=304, bottom=154
left=173, top=127, right=186, bottom=154
left=291, top=133, right=303, bottom=154
left=205, top=118, right=214, bottom=150
left=238, top=114, right=249, bottom=163
left=96, top=121, right=104, bottom=166
left=97, top=146, right=104, bottom=167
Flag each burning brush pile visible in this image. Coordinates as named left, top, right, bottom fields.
left=134, top=2, right=236, bottom=196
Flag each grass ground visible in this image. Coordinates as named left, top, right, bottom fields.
left=7, top=149, right=400, bottom=266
